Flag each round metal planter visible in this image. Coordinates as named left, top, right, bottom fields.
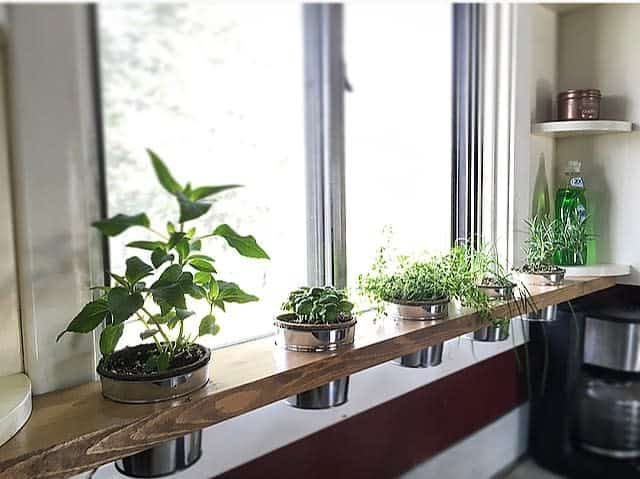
left=97, top=344, right=211, bottom=404
left=525, top=304, right=558, bottom=322
left=116, top=429, right=202, bottom=478
left=394, top=343, right=444, bottom=368
left=385, top=299, right=448, bottom=368
left=477, top=282, right=516, bottom=301
left=473, top=323, right=510, bottom=342
left=385, top=298, right=449, bottom=321
left=286, top=377, right=349, bottom=409
left=274, top=314, right=356, bottom=352
left=515, top=269, right=565, bottom=287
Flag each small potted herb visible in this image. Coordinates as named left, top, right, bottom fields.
left=554, top=212, right=595, bottom=266
left=515, top=215, right=565, bottom=286
left=275, top=286, right=355, bottom=409
left=359, top=247, right=450, bottom=368
left=57, top=150, right=269, bottom=405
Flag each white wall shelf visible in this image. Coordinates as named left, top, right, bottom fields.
left=532, top=120, right=632, bottom=138
left=564, top=263, right=631, bottom=278
left=0, top=374, right=32, bottom=447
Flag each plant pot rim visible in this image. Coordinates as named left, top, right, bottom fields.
left=515, top=265, right=566, bottom=275
left=274, top=313, right=357, bottom=331
left=384, top=296, right=449, bottom=307
left=478, top=280, right=517, bottom=289
left=97, top=343, right=211, bottom=382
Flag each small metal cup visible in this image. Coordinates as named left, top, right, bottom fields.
left=286, top=377, right=349, bottom=409
left=385, top=298, right=449, bottom=321
left=526, top=304, right=558, bottom=322
left=274, top=315, right=356, bottom=352
left=473, top=323, right=510, bottom=342
left=395, top=343, right=444, bottom=368
left=115, top=430, right=202, bottom=478
left=515, top=269, right=565, bottom=287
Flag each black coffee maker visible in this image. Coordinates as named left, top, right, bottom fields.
left=528, top=285, right=640, bottom=478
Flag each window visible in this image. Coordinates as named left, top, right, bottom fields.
left=344, top=3, right=452, bottom=289
left=98, top=3, right=455, bottom=347
left=98, top=4, right=306, bottom=348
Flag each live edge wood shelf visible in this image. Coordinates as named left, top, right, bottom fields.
left=0, top=276, right=616, bottom=479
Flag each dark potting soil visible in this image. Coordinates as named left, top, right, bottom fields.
left=480, top=277, right=516, bottom=288
left=97, top=343, right=210, bottom=381
left=517, top=263, right=564, bottom=274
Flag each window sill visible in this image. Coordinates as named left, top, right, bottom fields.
left=0, top=276, right=616, bottom=478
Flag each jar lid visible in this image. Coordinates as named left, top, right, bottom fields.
left=558, top=89, right=582, bottom=99
left=581, top=89, right=602, bottom=97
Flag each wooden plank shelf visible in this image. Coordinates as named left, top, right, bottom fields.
left=532, top=120, right=632, bottom=137
left=0, top=277, right=616, bottom=479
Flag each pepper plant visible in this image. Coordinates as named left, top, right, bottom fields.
left=57, top=149, right=269, bottom=371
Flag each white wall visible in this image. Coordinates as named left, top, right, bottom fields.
left=557, top=4, right=640, bottom=284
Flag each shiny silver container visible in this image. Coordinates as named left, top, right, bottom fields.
left=394, top=343, right=444, bottom=368
left=274, top=314, right=356, bottom=352
left=526, top=304, right=558, bottom=322
left=477, top=282, right=516, bottom=300
left=473, top=323, right=509, bottom=342
left=584, top=316, right=640, bottom=372
left=515, top=269, right=565, bottom=287
left=97, top=344, right=210, bottom=404
left=386, top=298, right=448, bottom=368
left=116, top=430, right=202, bottom=477
left=286, top=377, right=349, bottom=409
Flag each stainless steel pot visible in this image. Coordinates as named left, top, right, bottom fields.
left=526, top=304, right=558, bottom=322
left=477, top=282, right=515, bottom=300
left=286, top=377, right=349, bottom=409
left=394, top=343, right=444, bottom=368
left=116, top=430, right=202, bottom=478
left=515, top=269, right=565, bottom=287
left=97, top=344, right=210, bottom=404
left=274, top=314, right=356, bottom=352
left=473, top=323, right=509, bottom=342
left=385, top=299, right=448, bottom=368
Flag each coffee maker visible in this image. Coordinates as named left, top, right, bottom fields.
left=528, top=285, right=640, bottom=478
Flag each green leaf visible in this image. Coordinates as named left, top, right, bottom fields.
left=127, top=241, right=166, bottom=251
left=57, top=299, right=110, bottom=341
left=198, top=314, right=220, bottom=337
left=125, top=257, right=154, bottom=285
left=178, top=193, right=211, bottom=223
left=213, top=224, right=269, bottom=259
left=188, top=254, right=215, bottom=262
left=194, top=271, right=212, bottom=285
left=337, top=300, right=354, bottom=313
left=208, top=277, right=220, bottom=301
left=190, top=239, right=202, bottom=251
left=152, top=284, right=186, bottom=310
left=147, top=149, right=182, bottom=194
left=109, top=273, right=129, bottom=288
left=145, top=351, right=170, bottom=371
left=175, top=238, right=190, bottom=263
left=176, top=308, right=195, bottom=320
left=99, top=323, right=123, bottom=355
left=190, top=185, right=242, bottom=201
left=157, top=264, right=183, bottom=284
left=107, top=287, right=144, bottom=323
left=151, top=248, right=174, bottom=268
left=92, top=213, right=149, bottom=237
left=217, top=281, right=259, bottom=304
left=167, top=232, right=187, bottom=248
left=189, top=258, right=216, bottom=272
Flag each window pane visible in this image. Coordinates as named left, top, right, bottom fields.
left=344, top=4, right=453, bottom=288
left=98, top=4, right=306, bottom=348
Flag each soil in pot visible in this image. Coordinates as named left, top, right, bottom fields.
left=97, top=343, right=210, bottom=381
left=516, top=264, right=564, bottom=274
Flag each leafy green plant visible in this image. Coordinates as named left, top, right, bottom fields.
left=281, top=286, right=354, bottom=324
left=521, top=215, right=563, bottom=272
left=554, top=212, right=595, bottom=266
left=57, top=149, right=269, bottom=371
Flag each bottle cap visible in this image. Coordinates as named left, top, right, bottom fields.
left=565, top=160, right=582, bottom=174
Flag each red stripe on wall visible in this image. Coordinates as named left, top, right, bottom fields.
left=217, top=348, right=527, bottom=479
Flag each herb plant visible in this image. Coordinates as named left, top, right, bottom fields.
left=521, top=215, right=563, bottom=272
left=554, top=212, right=595, bottom=266
left=281, top=286, right=354, bottom=324
left=57, top=150, right=269, bottom=371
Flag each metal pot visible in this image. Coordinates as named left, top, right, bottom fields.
left=115, top=430, right=202, bottom=478
left=515, top=269, right=565, bottom=287
left=274, top=314, right=356, bottom=352
left=97, top=344, right=210, bottom=404
left=386, top=298, right=448, bottom=368
left=477, top=281, right=516, bottom=301
left=473, top=322, right=510, bottom=342
left=286, top=377, right=349, bottom=409
left=526, top=304, right=558, bottom=322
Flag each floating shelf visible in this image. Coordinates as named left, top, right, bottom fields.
left=532, top=120, right=632, bottom=138
left=564, top=263, right=631, bottom=278
left=0, top=374, right=31, bottom=448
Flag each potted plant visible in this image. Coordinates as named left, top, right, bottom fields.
left=275, top=285, right=355, bottom=409
left=358, top=246, right=450, bottom=368
left=554, top=211, right=595, bottom=266
left=57, top=150, right=269, bottom=405
left=515, top=215, right=565, bottom=286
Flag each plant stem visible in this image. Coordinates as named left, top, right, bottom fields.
left=146, top=226, right=169, bottom=240
left=141, top=306, right=172, bottom=346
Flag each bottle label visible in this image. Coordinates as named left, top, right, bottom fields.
left=576, top=204, right=587, bottom=223
left=570, top=177, right=584, bottom=188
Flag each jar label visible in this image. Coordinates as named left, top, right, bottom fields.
left=570, top=177, right=584, bottom=188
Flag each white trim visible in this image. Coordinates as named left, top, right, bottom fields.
left=7, top=5, right=104, bottom=394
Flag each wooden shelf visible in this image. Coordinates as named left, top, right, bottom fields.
left=0, top=277, right=616, bottom=479
left=532, top=120, right=632, bottom=138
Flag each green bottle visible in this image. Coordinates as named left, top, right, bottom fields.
left=555, top=160, right=588, bottom=265
left=532, top=153, right=551, bottom=219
